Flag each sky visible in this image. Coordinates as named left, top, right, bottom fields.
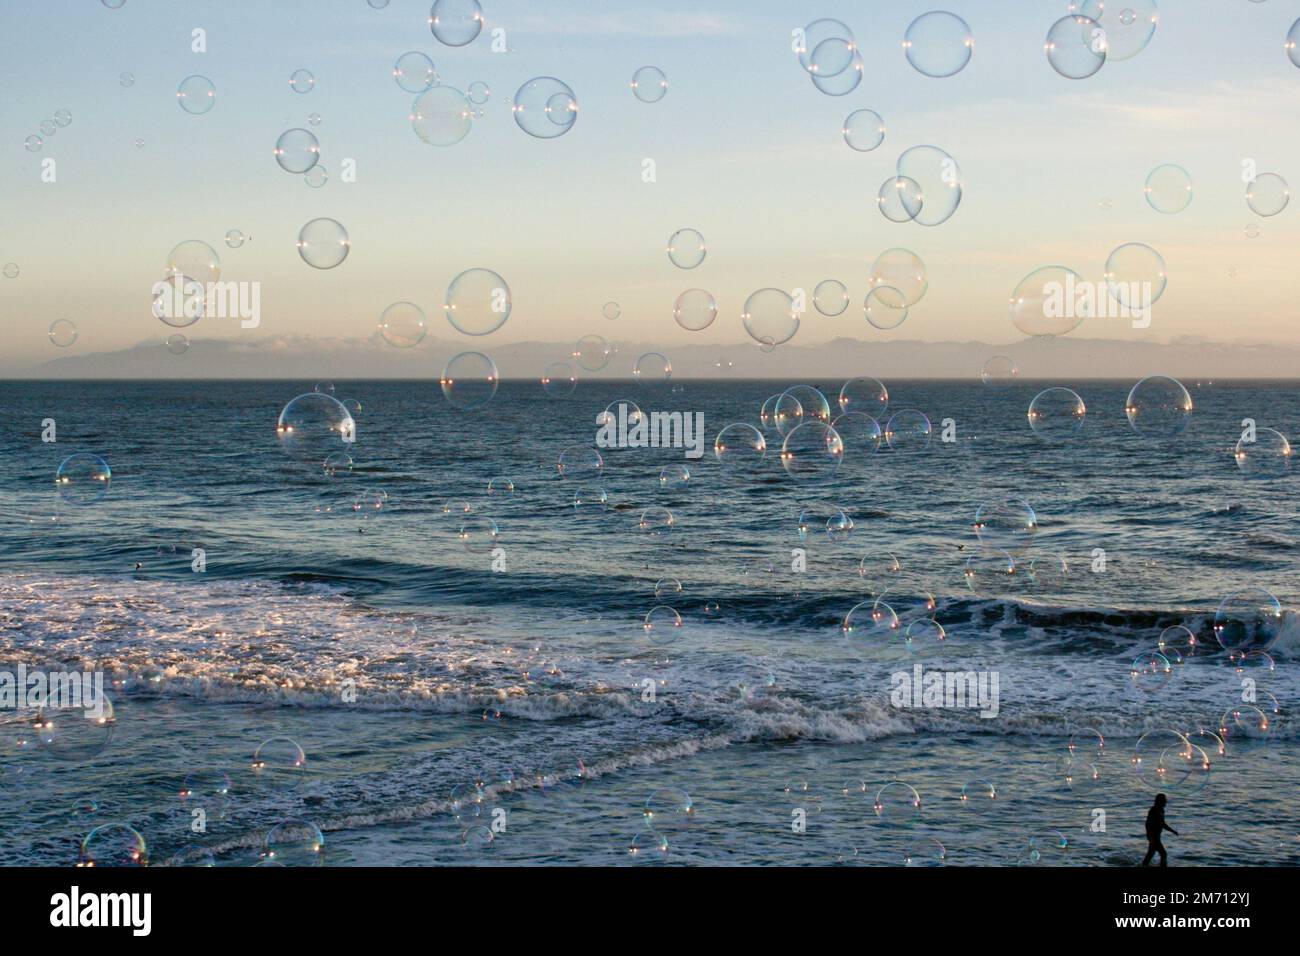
left=3, top=0, right=1300, bottom=376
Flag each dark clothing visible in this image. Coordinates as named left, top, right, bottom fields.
left=1141, top=837, right=1167, bottom=867
left=1142, top=803, right=1175, bottom=866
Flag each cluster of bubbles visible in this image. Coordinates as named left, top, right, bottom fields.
left=21, top=106, right=71, bottom=153
left=1047, top=2, right=1159, bottom=79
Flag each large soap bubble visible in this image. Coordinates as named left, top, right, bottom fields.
left=673, top=288, right=717, bottom=331
left=1075, top=0, right=1158, bottom=62
left=1235, top=428, right=1292, bottom=479
left=714, top=424, right=766, bottom=473
left=1246, top=173, right=1290, bottom=217
left=1145, top=164, right=1192, bottom=214
left=896, top=145, right=961, bottom=226
left=177, top=75, right=216, bottom=114
left=811, top=49, right=863, bottom=95
left=903, top=11, right=973, bottom=78
left=1010, top=266, right=1085, bottom=338
left=780, top=421, right=844, bottom=482
left=379, top=301, right=427, bottom=348
left=796, top=18, right=856, bottom=75
left=412, top=85, right=473, bottom=146
left=513, top=77, right=578, bottom=139
left=394, top=51, right=438, bottom=93
left=869, top=248, right=928, bottom=307
left=56, top=453, right=112, bottom=505
left=274, top=128, right=321, bottom=174
left=1104, top=242, right=1166, bottom=309
left=276, top=393, right=355, bottom=462
left=429, top=0, right=483, bottom=47
left=297, top=218, right=350, bottom=269
left=1125, top=375, right=1192, bottom=441
left=445, top=268, right=511, bottom=335
left=1028, top=387, right=1087, bottom=441
left=742, top=288, right=799, bottom=347
left=667, top=228, right=706, bottom=269
left=441, top=351, right=499, bottom=409
left=1045, top=15, right=1106, bottom=79
left=631, top=66, right=668, bottom=103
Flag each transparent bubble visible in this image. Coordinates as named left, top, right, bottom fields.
left=811, top=48, right=863, bottom=95
left=812, top=279, right=848, bottom=317
left=289, top=68, right=316, bottom=94
left=1129, top=651, right=1173, bottom=694
left=631, top=65, right=668, bottom=103
left=864, top=286, right=909, bottom=330
left=633, top=352, right=672, bottom=385
left=872, top=782, right=922, bottom=825
left=597, top=400, right=643, bottom=431
left=1246, top=173, right=1290, bottom=217
left=843, top=599, right=899, bottom=644
left=379, top=301, right=428, bottom=348
left=179, top=769, right=232, bottom=821
left=3, top=262, right=19, bottom=278
left=1132, top=730, right=1209, bottom=793
left=639, top=508, right=675, bottom=540
left=1045, top=15, right=1107, bottom=79
left=809, top=36, right=856, bottom=78
left=626, top=830, right=669, bottom=859
left=1144, top=164, right=1192, bottom=214
left=973, top=497, right=1037, bottom=554
left=963, top=550, right=1016, bottom=595
left=842, top=108, right=885, bottom=151
left=884, top=409, right=932, bottom=452
left=468, top=80, right=490, bottom=104
left=573, top=334, right=611, bottom=371
left=445, top=268, right=510, bottom=335
left=877, top=175, right=924, bottom=224
left=655, top=464, right=688, bottom=491
left=832, top=412, right=883, bottom=457
left=896, top=146, right=962, bottom=226
left=1078, top=0, right=1158, bottom=61
left=54, top=108, right=71, bottom=127
left=643, top=787, right=693, bottom=831
left=55, top=453, right=111, bottom=505
left=441, top=351, right=499, bottom=409
left=78, top=824, right=147, bottom=867
left=1104, top=242, right=1166, bottom=312
left=1214, top=589, right=1284, bottom=653
left=394, top=51, right=438, bottom=93
left=308, top=112, right=322, bottom=127
left=557, top=445, right=604, bottom=481
left=297, top=218, right=350, bottom=269
left=980, top=355, right=1018, bottom=386
left=541, top=361, right=577, bottom=396
left=572, top=485, right=608, bottom=512
left=1289, top=18, right=1300, bottom=69
left=304, top=164, right=328, bottom=188
left=411, top=85, right=473, bottom=145
left=40, top=118, right=56, bottom=137
left=276, top=393, right=355, bottom=461
left=1125, top=375, right=1192, bottom=441
left=742, top=288, right=799, bottom=347
left=48, top=319, right=78, bottom=347
left=513, top=76, right=578, bottom=138
left=1028, top=387, right=1086, bottom=441
left=1158, top=624, right=1199, bottom=659
left=166, top=332, right=190, bottom=355
left=601, top=301, right=622, bottom=321
left=903, top=837, right=947, bottom=866
left=714, top=424, right=766, bottom=473
left=759, top=395, right=782, bottom=433
left=1235, top=427, right=1292, bottom=478
left=166, top=239, right=221, bottom=283
left=796, top=19, right=855, bottom=74
left=783, top=385, right=831, bottom=423
left=673, top=288, right=717, bottom=330
left=225, top=229, right=246, bottom=248
left=263, top=819, right=324, bottom=866
left=24, top=134, right=42, bottom=152
left=838, top=377, right=889, bottom=417
left=429, top=0, right=483, bottom=46
left=459, top=515, right=500, bottom=553
left=315, top=380, right=335, bottom=396
left=780, top=421, right=844, bottom=482
left=152, top=274, right=205, bottom=328
left=322, top=451, right=353, bottom=477
left=903, top=11, right=973, bottom=77
left=667, top=228, right=706, bottom=270
left=177, top=75, right=216, bottom=114
left=773, top=393, right=804, bottom=437
left=868, top=248, right=928, bottom=307
left=960, top=780, right=997, bottom=812
left=1027, top=552, right=1068, bottom=590
left=1010, top=266, right=1086, bottom=338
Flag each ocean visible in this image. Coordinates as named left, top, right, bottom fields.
left=0, top=378, right=1296, bottom=866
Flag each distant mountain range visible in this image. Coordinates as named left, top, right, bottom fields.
left=10, top=333, right=1299, bottom=380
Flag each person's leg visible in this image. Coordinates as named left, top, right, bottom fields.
left=1157, top=840, right=1167, bottom=867
left=1142, top=841, right=1156, bottom=866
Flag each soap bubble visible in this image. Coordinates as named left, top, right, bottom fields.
left=667, top=228, right=706, bottom=269
left=872, top=782, right=922, bottom=825
left=843, top=600, right=899, bottom=644
left=780, top=422, right=844, bottom=482
left=895, top=145, right=962, bottom=226
left=884, top=409, right=932, bottom=452
left=429, top=0, right=483, bottom=46
left=877, top=175, right=924, bottom=223
left=838, top=377, right=889, bottom=417
left=289, top=68, right=316, bottom=94
left=412, top=85, right=473, bottom=145
left=868, top=248, right=927, bottom=307
left=513, top=76, right=578, bottom=138
left=631, top=66, right=668, bottom=102
left=963, top=551, right=1016, bottom=595
left=308, top=113, right=322, bottom=126
left=1289, top=19, right=1300, bottom=69
left=152, top=274, right=205, bottom=328
left=394, top=51, right=438, bottom=93
left=55, top=453, right=112, bottom=505
left=445, top=268, right=510, bottom=335
left=24, top=134, right=42, bottom=152
left=322, top=452, right=352, bottom=477
left=832, top=412, right=882, bottom=456
left=811, top=49, right=863, bottom=95
left=225, top=229, right=246, bottom=248
left=1158, top=624, right=1199, bottom=659
left=119, top=72, right=134, bottom=87
left=48, top=319, right=78, bottom=347
left=903, top=11, right=973, bottom=78
left=1145, top=164, right=1192, bottom=214
left=177, top=75, right=216, bottom=114
left=1077, top=0, right=1158, bottom=62
left=782, top=385, right=831, bottom=423
left=541, top=362, right=577, bottom=396
left=796, top=18, right=855, bottom=74
left=598, top=400, right=643, bottom=430
left=1125, top=375, right=1192, bottom=441
left=459, top=515, right=500, bottom=553
left=1028, top=554, right=1069, bottom=591
left=441, top=351, right=499, bottom=409
left=1045, top=15, right=1107, bottom=79
left=1246, top=173, right=1290, bottom=217
left=602, top=301, right=621, bottom=320
left=297, top=218, right=350, bottom=269
left=633, top=352, right=672, bottom=386
left=54, top=108, right=71, bottom=127
left=1105, top=242, right=1166, bottom=309
left=3, top=262, right=17, bottom=278
left=864, top=287, right=909, bottom=330
left=166, top=333, right=189, bottom=355
left=166, top=239, right=221, bottom=283
left=468, top=80, right=490, bottom=104
left=980, top=355, right=1018, bottom=386
left=643, top=788, right=693, bottom=831
left=1010, top=266, right=1086, bottom=338
left=557, top=446, right=604, bottom=481
left=808, top=35, right=856, bottom=78
left=1028, top=387, right=1087, bottom=441
left=262, top=819, right=324, bottom=866
left=1129, top=651, right=1173, bottom=694
left=773, top=393, right=804, bottom=437
left=673, top=288, right=718, bottom=330
left=1235, top=428, right=1292, bottom=478
left=843, top=109, right=885, bottom=151
left=1214, top=589, right=1284, bottom=653
left=78, top=824, right=147, bottom=867
left=973, top=497, right=1037, bottom=554
left=276, top=393, right=355, bottom=461
left=742, top=288, right=799, bottom=347
left=714, top=424, right=766, bottom=473
left=573, top=334, right=611, bottom=370
left=813, top=279, right=849, bottom=316
left=639, top=508, right=675, bottom=539
left=39, top=119, right=56, bottom=137
left=378, top=301, right=428, bottom=348
left=658, top=465, right=690, bottom=490
left=304, top=164, right=328, bottom=188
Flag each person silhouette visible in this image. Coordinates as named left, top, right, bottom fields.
left=1141, top=793, right=1178, bottom=866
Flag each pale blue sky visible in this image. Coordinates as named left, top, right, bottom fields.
left=3, top=0, right=1300, bottom=373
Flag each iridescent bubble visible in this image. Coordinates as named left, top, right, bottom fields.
left=411, top=85, right=472, bottom=146
left=626, top=830, right=669, bottom=858
left=1010, top=265, right=1086, bottom=338
left=315, top=380, right=335, bottom=395
left=597, top=400, right=643, bottom=431
left=1235, top=427, right=1292, bottom=478
left=673, top=288, right=717, bottom=330
left=1125, top=375, right=1192, bottom=441
left=809, top=35, right=856, bottom=78
left=322, top=451, right=352, bottom=477
left=1145, top=164, right=1192, bottom=214
left=643, top=788, right=693, bottom=831
left=1028, top=387, right=1087, bottom=441
left=832, top=412, right=882, bottom=457
left=557, top=445, right=604, bottom=481
left=667, top=228, right=706, bottom=270
left=811, top=48, right=863, bottom=95
left=513, top=76, right=578, bottom=139
left=276, top=393, right=355, bottom=461
left=573, top=334, right=611, bottom=371
left=843, top=109, right=885, bottom=151
left=573, top=485, right=608, bottom=512
left=289, top=68, right=316, bottom=94
left=441, top=351, right=499, bottom=409
left=541, top=361, right=577, bottom=396
left=843, top=600, right=899, bottom=644
left=24, top=134, right=42, bottom=152
left=868, top=248, right=928, bottom=307
left=658, top=465, right=690, bottom=490
left=963, top=551, right=1016, bottom=595
left=980, top=355, right=1018, bottom=386
left=79, top=824, right=147, bottom=867
left=631, top=66, right=668, bottom=103
left=378, top=301, right=428, bottom=348
left=759, top=395, right=783, bottom=433
left=459, top=515, right=500, bottom=553
left=262, top=819, right=324, bottom=866
left=1214, top=589, right=1284, bottom=653
left=1045, top=15, right=1107, bottom=79
left=960, top=780, right=997, bottom=812
left=304, top=164, right=328, bottom=188
left=394, top=51, right=438, bottom=93
left=297, top=218, right=350, bottom=269
left=1077, top=0, right=1158, bottom=62
left=177, top=75, right=216, bottom=115
left=742, top=288, right=799, bottom=347
left=1246, top=173, right=1290, bottom=217
left=639, top=507, right=675, bottom=539
left=633, top=352, right=672, bottom=386
left=782, top=385, right=831, bottom=423
left=55, top=453, right=112, bottom=505
left=1129, top=651, right=1173, bottom=694
left=468, top=80, right=490, bottom=104
left=813, top=279, right=849, bottom=317
left=872, top=782, right=922, bottom=825
left=895, top=146, right=962, bottom=226
left=877, top=175, right=924, bottom=224
left=152, top=274, right=205, bottom=328
left=445, top=268, right=510, bottom=335
left=429, top=0, right=483, bottom=47
left=884, top=409, right=931, bottom=452
left=179, top=769, right=232, bottom=821
left=1158, top=624, right=1199, bottom=659
left=166, top=333, right=189, bottom=355
left=864, top=287, right=909, bottom=330
left=780, top=421, right=844, bottom=482
left=714, top=424, right=766, bottom=473
left=48, top=319, right=78, bottom=347
left=796, top=18, right=854, bottom=74
left=773, top=393, right=804, bottom=437
left=903, top=11, right=974, bottom=78
left=1105, top=242, right=1166, bottom=309
left=973, top=497, right=1037, bottom=554
left=166, top=239, right=221, bottom=283
left=838, top=377, right=889, bottom=417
